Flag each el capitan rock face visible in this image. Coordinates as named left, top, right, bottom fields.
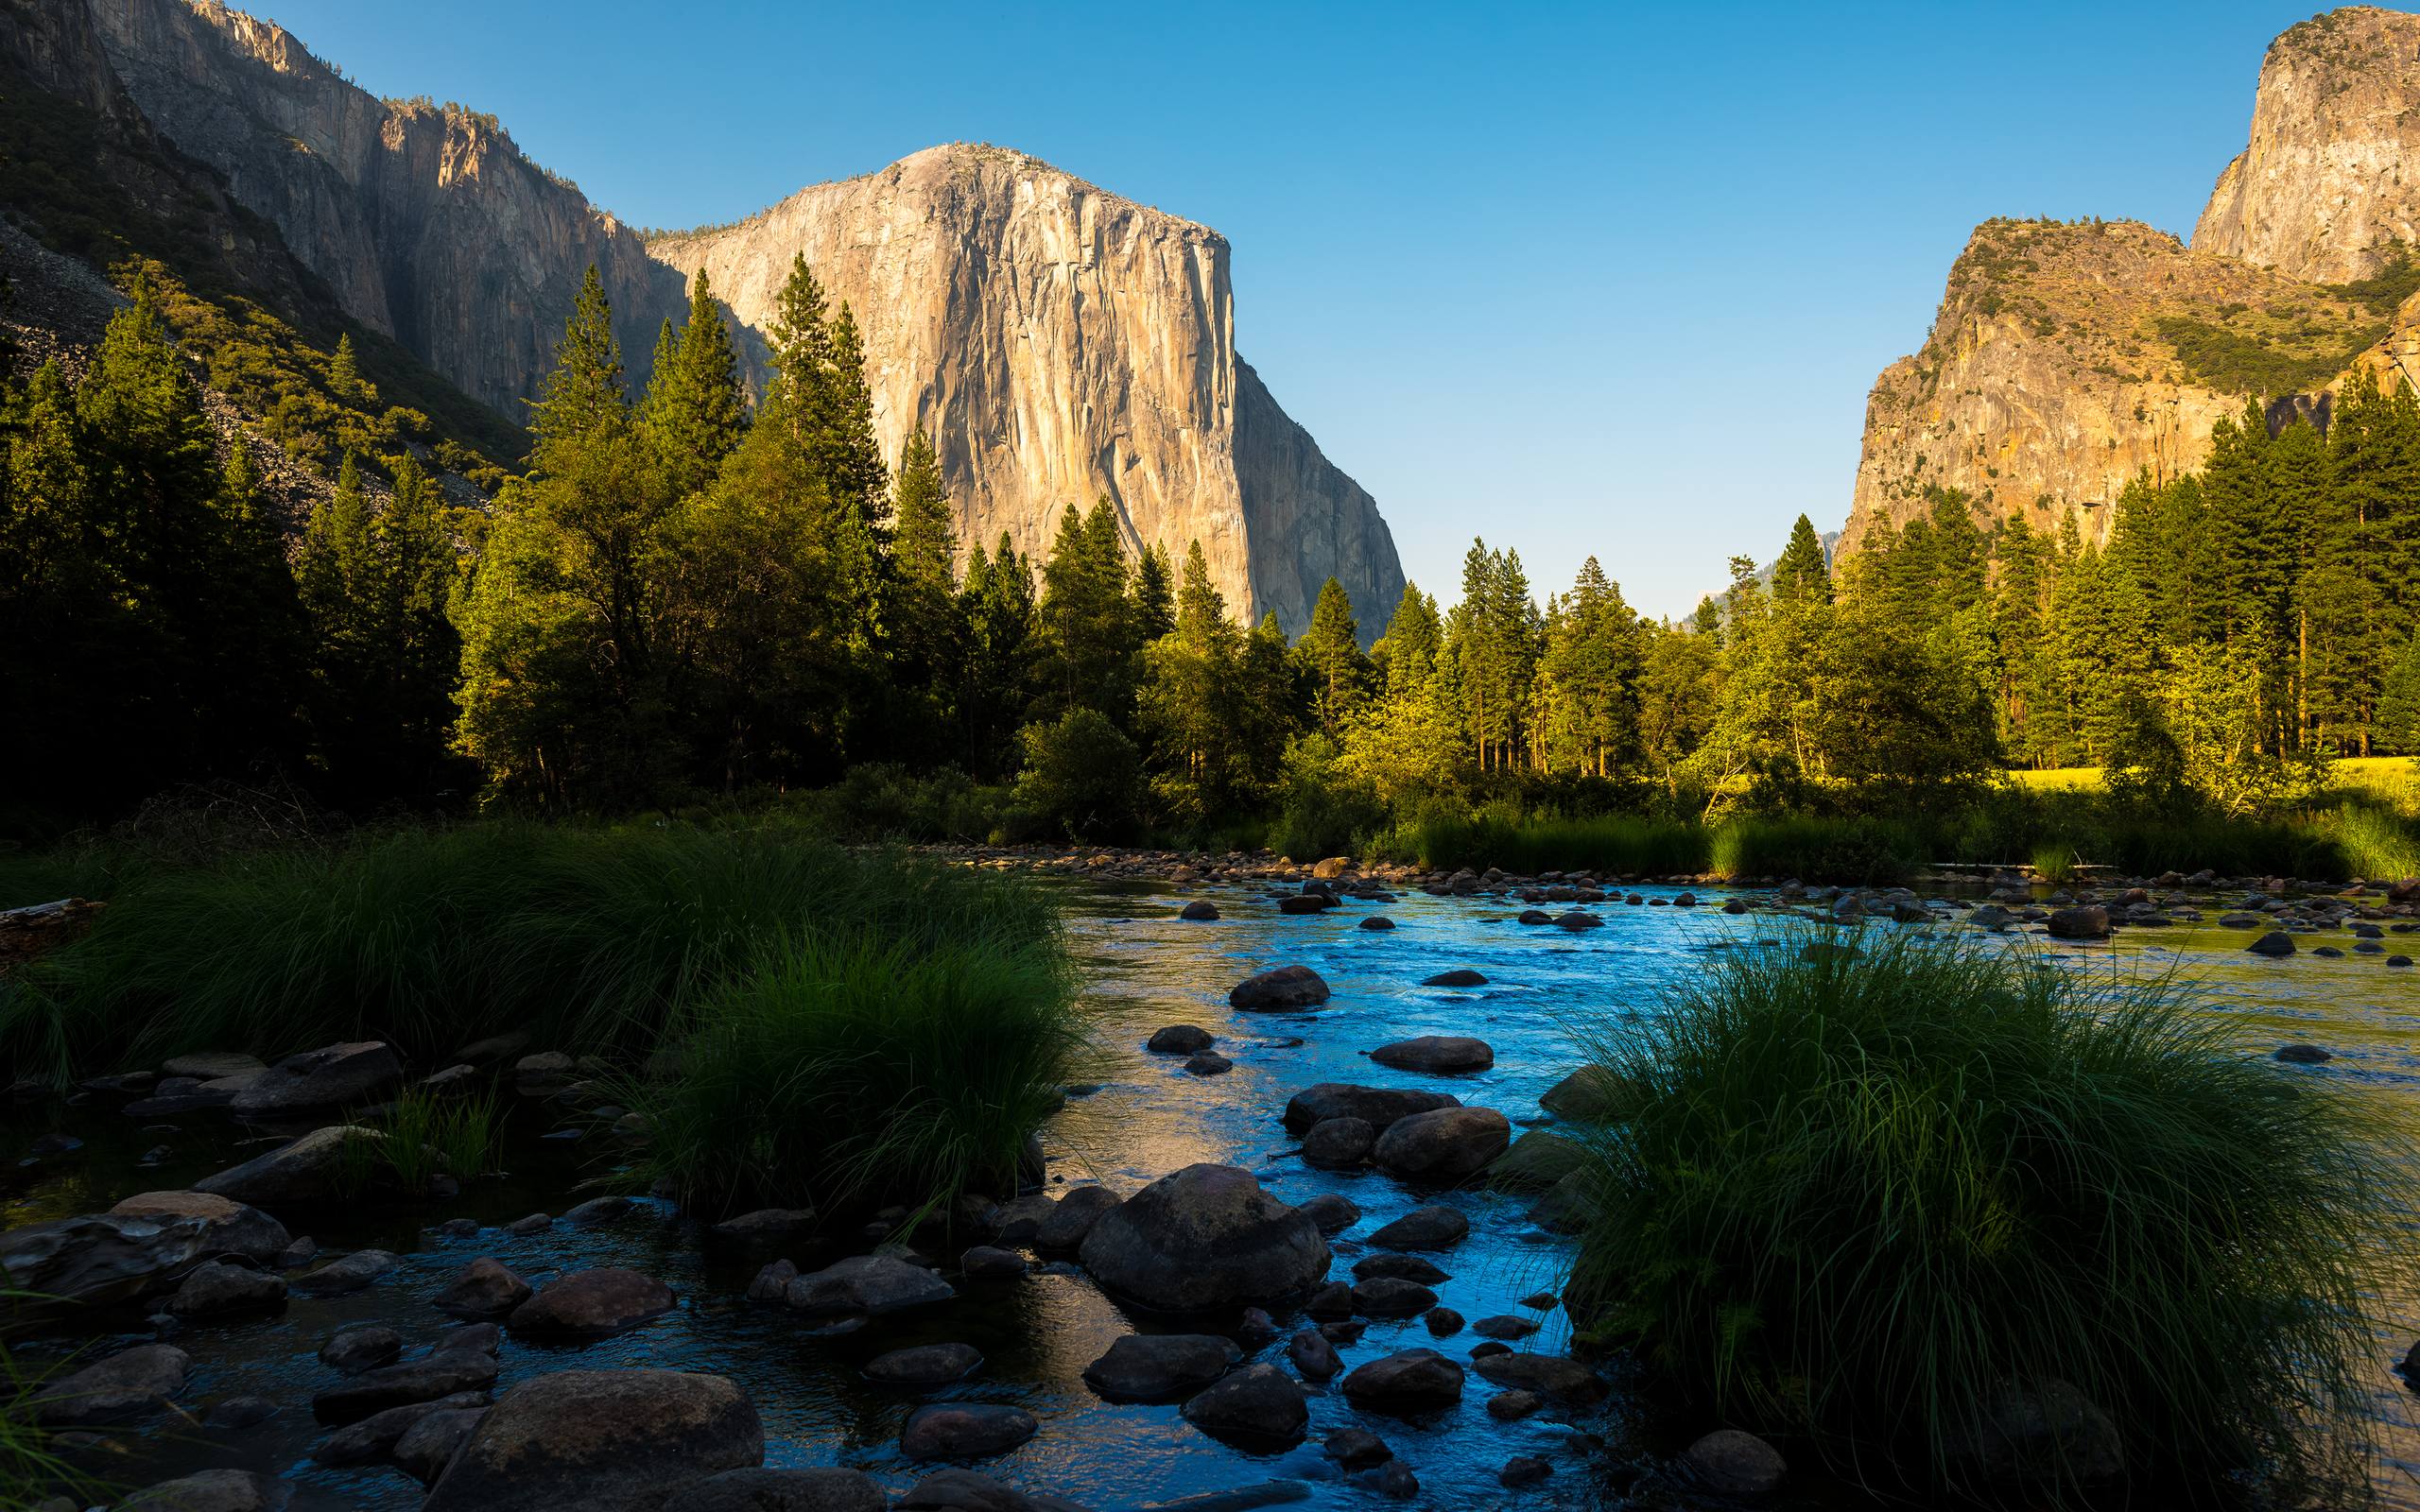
left=2193, top=7, right=2420, bottom=284
left=82, top=2, right=1403, bottom=632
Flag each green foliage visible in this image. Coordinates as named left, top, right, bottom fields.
left=1015, top=709, right=1142, bottom=839
left=781, top=764, right=1016, bottom=845
left=338, top=1087, right=503, bottom=1195
left=2153, top=312, right=2384, bottom=399
left=1566, top=932, right=2411, bottom=1499
left=620, top=927, right=1083, bottom=1214
left=0, top=1317, right=99, bottom=1512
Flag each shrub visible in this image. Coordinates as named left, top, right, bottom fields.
left=340, top=1087, right=502, bottom=1195
left=1564, top=931, right=2410, bottom=1500
left=1707, top=815, right=1920, bottom=884
left=1014, top=711, right=1142, bottom=840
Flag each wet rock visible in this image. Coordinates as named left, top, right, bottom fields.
left=1277, top=895, right=1332, bottom=916
left=1419, top=969, right=1488, bottom=988
left=30, top=1343, right=188, bottom=1426
left=276, top=1236, right=320, bottom=1268
left=290, top=1248, right=400, bottom=1297
left=165, top=1260, right=286, bottom=1317
left=1516, top=909, right=1555, bottom=925
left=509, top=1267, right=675, bottom=1339
left=433, top=1217, right=480, bottom=1239
left=1082, top=1333, right=1240, bottom=1402
left=1553, top=910, right=1603, bottom=930
left=2274, top=1043, right=2334, bottom=1064
left=1323, top=1427, right=1392, bottom=1470
left=230, top=1041, right=401, bottom=1118
left=314, top=1352, right=500, bottom=1425
left=506, top=1212, right=552, bottom=1236
left=434, top=1257, right=533, bottom=1319
left=312, top=1391, right=491, bottom=1466
left=1686, top=1429, right=1788, bottom=1497
left=1, top=1191, right=288, bottom=1308
left=1359, top=916, right=1394, bottom=931
left=1078, top=1162, right=1330, bottom=1310
left=1179, top=901, right=1220, bottom=921
left=1340, top=1348, right=1464, bottom=1413
left=1352, top=1277, right=1437, bottom=1315
left=204, top=1395, right=278, bottom=1431
left=1470, top=1352, right=1606, bottom=1402
left=421, top=1065, right=483, bottom=1097
left=162, top=1052, right=265, bottom=1080
left=1036, top=1186, right=1122, bottom=1250
left=1472, top=1314, right=1540, bottom=1340
left=1280, top=1084, right=1460, bottom=1134
left=395, top=1406, right=488, bottom=1485
left=1520, top=1291, right=1559, bottom=1310
left=1356, top=1460, right=1420, bottom=1499
left=1491, top=1129, right=1586, bottom=1193
left=1374, top=1106, right=1511, bottom=1180
left=1179, top=1363, right=1306, bottom=1445
left=514, top=1052, right=576, bottom=1094
left=1424, top=1306, right=1464, bottom=1336
left=2046, top=906, right=2110, bottom=940
left=1305, top=1280, right=1354, bottom=1318
left=959, top=1246, right=1027, bottom=1279
left=1296, top=1193, right=1360, bottom=1235
left=1364, top=1206, right=1468, bottom=1250
left=786, top=1254, right=955, bottom=1317
left=746, top=1259, right=799, bottom=1301
left=1228, top=965, right=1331, bottom=1010
left=1538, top=1066, right=1622, bottom=1122
left=320, top=1325, right=403, bottom=1374
left=1301, top=1116, right=1374, bottom=1169
left=1945, top=1377, right=2122, bottom=1485
left=1499, top=1455, right=1552, bottom=1488
left=1353, top=1253, right=1449, bottom=1284
left=867, top=1343, right=984, bottom=1387
left=902, top=1402, right=1038, bottom=1460
left=1184, top=1052, right=1233, bottom=1075
left=2247, top=931, right=2297, bottom=957
left=1370, top=1036, right=1494, bottom=1074
left=1528, top=1169, right=1599, bottom=1234
left=424, top=1368, right=764, bottom=1512
left=896, top=1469, right=1045, bottom=1511
left=1487, top=1388, right=1542, bottom=1419
left=1287, top=1330, right=1342, bottom=1381
left=194, top=1125, right=378, bottom=1205
left=991, top=1194, right=1056, bottom=1244
left=663, top=1468, right=888, bottom=1512
left=562, top=1195, right=634, bottom=1228
left=455, top=1033, right=531, bottom=1066
left=122, top=1469, right=292, bottom=1512
left=1147, top=1025, right=1214, bottom=1055
left=711, top=1209, right=819, bottom=1245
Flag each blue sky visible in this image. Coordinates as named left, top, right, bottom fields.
left=260, top=1, right=2316, bottom=620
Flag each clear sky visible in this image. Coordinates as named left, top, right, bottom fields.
left=253, top=0, right=2319, bottom=620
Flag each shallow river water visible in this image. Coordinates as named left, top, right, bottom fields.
left=8, top=876, right=2420, bottom=1510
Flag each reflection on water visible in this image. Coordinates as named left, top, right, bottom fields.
left=7, top=878, right=2420, bottom=1508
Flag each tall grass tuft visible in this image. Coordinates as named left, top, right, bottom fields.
left=619, top=930, right=1084, bottom=1214
left=0, top=1305, right=99, bottom=1509
left=1564, top=929, right=2412, bottom=1501
left=0, top=824, right=1059, bottom=1083
left=339, top=1088, right=503, bottom=1195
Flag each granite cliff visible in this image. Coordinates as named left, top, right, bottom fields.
left=1843, top=7, right=2420, bottom=556
left=76, top=0, right=1402, bottom=631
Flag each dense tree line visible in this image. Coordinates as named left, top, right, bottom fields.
left=9, top=264, right=2417, bottom=838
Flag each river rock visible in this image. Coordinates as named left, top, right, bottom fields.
left=858, top=1343, right=980, bottom=1389
left=901, top=1402, right=1038, bottom=1460
left=1, top=1192, right=287, bottom=1307
left=663, top=1469, right=888, bottom=1512
left=1178, top=1362, right=1306, bottom=1444
left=1325, top=1427, right=1392, bottom=1469
left=31, top=1343, right=188, bottom=1426
left=120, top=1469, right=291, bottom=1512
left=291, top=1247, right=400, bottom=1297
left=1077, top=1162, right=1330, bottom=1310
left=896, top=1469, right=1046, bottom=1512
left=1374, top=1107, right=1511, bottom=1180
left=424, top=1369, right=764, bottom=1512
left=562, top=1195, right=634, bottom=1228
left=230, top=1041, right=401, bottom=1118
left=1178, top=900, right=1220, bottom=921
left=1686, top=1428, right=1788, bottom=1497
left=1370, top=1036, right=1494, bottom=1074
left=434, top=1257, right=533, bottom=1319
left=1364, top=1206, right=1467, bottom=1250
left=1353, top=1253, right=1448, bottom=1284
left=312, top=1392, right=491, bottom=1466
left=1082, top=1333, right=1239, bottom=1402
left=1184, top=1052, right=1232, bottom=1075
left=1554, top=910, right=1603, bottom=930
left=508, top=1267, right=675, bottom=1338
left=1301, top=1116, right=1374, bottom=1169
left=1287, top=1329, right=1342, bottom=1381
left=1491, top=1129, right=1586, bottom=1193
left=2274, top=1043, right=2333, bottom=1064
left=395, top=1406, right=488, bottom=1485
left=1277, top=894, right=1332, bottom=915
left=1538, top=1066, right=1622, bottom=1121
left=1470, top=1351, right=1606, bottom=1402
left=313, top=1352, right=500, bottom=1424
left=710, top=1209, right=818, bottom=1245
left=194, top=1125, right=377, bottom=1206
left=320, top=1324, right=403, bottom=1374
left=2248, top=931, right=2297, bottom=957
left=1340, top=1349, right=1463, bottom=1413
left=959, top=1246, right=1027, bottom=1279
left=1499, top=1455, right=1551, bottom=1488
left=165, top=1260, right=286, bottom=1317
left=786, top=1254, right=955, bottom=1316
left=160, top=1050, right=264, bottom=1081
left=1296, top=1193, right=1360, bottom=1235
left=991, top=1194, right=1055, bottom=1244
left=1035, top=1186, right=1121, bottom=1249
left=1147, top=1024, right=1214, bottom=1055
left=1229, top=965, right=1331, bottom=1010
left=1487, top=1388, right=1542, bottom=1419
left=1280, top=1084, right=1460, bottom=1135
left=1945, top=1377, right=2123, bottom=1485
left=1472, top=1314, right=1540, bottom=1340
left=1359, top=916, right=1394, bottom=931
left=746, top=1259, right=798, bottom=1301
left=2047, top=906, right=2110, bottom=940
left=1419, top=969, right=1488, bottom=988
left=1352, top=1277, right=1437, bottom=1315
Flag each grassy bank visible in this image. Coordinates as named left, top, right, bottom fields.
left=0, top=823, right=1082, bottom=1213
left=1562, top=932, right=2412, bottom=1499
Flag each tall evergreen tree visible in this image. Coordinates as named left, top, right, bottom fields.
left=1771, top=514, right=1832, bottom=605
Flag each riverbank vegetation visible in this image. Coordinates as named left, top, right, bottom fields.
left=1562, top=932, right=2413, bottom=1500
left=8, top=250, right=2418, bottom=882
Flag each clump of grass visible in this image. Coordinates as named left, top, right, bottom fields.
left=1564, top=929, right=2411, bottom=1501
left=2029, top=840, right=2078, bottom=885
left=1707, top=815, right=1920, bottom=885
left=1368, top=806, right=1710, bottom=876
left=0, top=823, right=1059, bottom=1083
left=339, top=1088, right=502, bottom=1195
left=0, top=1303, right=101, bottom=1508
left=2321, top=799, right=2420, bottom=882
left=620, top=928, right=1085, bottom=1215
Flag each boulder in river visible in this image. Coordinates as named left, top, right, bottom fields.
left=1419, top=969, right=1488, bottom=988
left=1280, top=1084, right=1460, bottom=1135
left=1082, top=1333, right=1240, bottom=1402
left=1228, top=965, right=1331, bottom=1010
left=1364, top=1205, right=1468, bottom=1250
left=395, top=1407, right=489, bottom=1486
left=424, top=1369, right=764, bottom=1512
left=1374, top=1106, right=1511, bottom=1181
left=900, top=1402, right=1038, bottom=1460
left=319, top=1325, right=403, bottom=1374
left=230, top=1041, right=401, bottom=1118
left=1470, top=1351, right=1607, bottom=1402
left=866, top=1343, right=984, bottom=1388
left=119, top=1469, right=291, bottom=1512
left=30, top=1343, right=188, bottom=1426
left=1340, top=1348, right=1464, bottom=1413
left=1369, top=1036, right=1494, bottom=1074
left=1146, top=1024, right=1213, bottom=1055
left=1034, top=1186, right=1121, bottom=1250
left=785, top=1255, right=955, bottom=1317
left=1178, top=901, right=1220, bottom=921
left=313, top=1351, right=499, bottom=1425
left=434, top=1257, right=533, bottom=1319
left=193, top=1125, right=377, bottom=1206
left=1296, top=1193, right=1360, bottom=1235
left=1287, top=1330, right=1342, bottom=1382
left=165, top=1260, right=286, bottom=1318
left=1178, top=1362, right=1307, bottom=1445
left=2248, top=931, right=2297, bottom=957
left=2046, top=906, right=2110, bottom=941
left=1, top=1191, right=287, bottom=1308
left=508, top=1267, right=675, bottom=1339
left=290, top=1248, right=400, bottom=1297
left=1078, top=1162, right=1329, bottom=1311
left=1301, top=1116, right=1374, bottom=1169
left=895, top=1469, right=1048, bottom=1511
left=662, top=1469, right=888, bottom=1512
left=311, top=1391, right=489, bottom=1467
left=1686, top=1428, right=1789, bottom=1497
left=1490, top=1129, right=1586, bottom=1193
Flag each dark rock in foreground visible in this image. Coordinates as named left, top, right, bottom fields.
left=1228, top=965, right=1331, bottom=1010
left=1179, top=1362, right=1307, bottom=1445
left=1280, top=1084, right=1459, bottom=1135
left=1686, top=1428, right=1788, bottom=1497
left=1082, top=1333, right=1238, bottom=1402
left=1364, top=1206, right=1467, bottom=1250
left=1079, top=1163, right=1329, bottom=1311
left=1340, top=1348, right=1464, bottom=1413
left=1370, top=1036, right=1494, bottom=1074
left=866, top=1343, right=984, bottom=1388
left=1, top=1191, right=287, bottom=1307
left=786, top=1254, right=955, bottom=1317
left=31, top=1343, right=188, bottom=1426
left=901, top=1402, right=1038, bottom=1460
left=424, top=1369, right=764, bottom=1512
left=662, top=1468, right=888, bottom=1512
left=230, top=1040, right=401, bottom=1118
left=1374, top=1106, right=1510, bottom=1180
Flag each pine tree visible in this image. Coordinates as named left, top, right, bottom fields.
left=532, top=266, right=626, bottom=471
left=1772, top=514, right=1832, bottom=604
left=1292, top=576, right=1369, bottom=737
left=643, top=271, right=750, bottom=503
left=329, top=332, right=364, bottom=400
left=1133, top=542, right=1176, bottom=642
